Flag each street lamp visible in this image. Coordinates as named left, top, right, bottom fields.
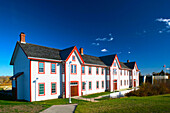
left=68, top=61, right=72, bottom=103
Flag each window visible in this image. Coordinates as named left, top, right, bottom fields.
left=120, top=70, right=122, bottom=75
left=102, top=81, right=104, bottom=88
left=127, top=80, right=128, bottom=85
left=51, top=63, right=56, bottom=74
left=96, top=81, right=99, bottom=89
left=38, top=62, right=45, bottom=74
left=82, top=66, right=85, bottom=74
left=82, top=82, right=86, bottom=91
left=89, top=67, right=92, bottom=75
left=113, top=69, right=117, bottom=75
left=72, top=55, right=75, bottom=61
left=124, top=70, right=126, bottom=75
left=113, top=62, right=116, bottom=67
left=107, top=80, right=110, bottom=89
left=71, top=64, right=77, bottom=74
left=96, top=67, right=99, bottom=75
left=120, top=80, right=122, bottom=86
left=107, top=69, right=109, bottom=75
left=38, top=83, right=45, bottom=96
left=102, top=68, right=104, bottom=75
left=124, top=80, right=126, bottom=86
left=51, top=82, right=57, bottom=94
left=89, top=81, right=92, bottom=90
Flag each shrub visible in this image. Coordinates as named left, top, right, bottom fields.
left=125, top=82, right=170, bottom=97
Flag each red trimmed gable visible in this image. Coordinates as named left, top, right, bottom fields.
left=65, top=46, right=84, bottom=64
left=111, top=54, right=122, bottom=68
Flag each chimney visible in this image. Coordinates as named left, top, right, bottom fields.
left=127, top=60, right=130, bottom=63
left=80, top=48, right=84, bottom=55
left=20, top=32, right=26, bottom=43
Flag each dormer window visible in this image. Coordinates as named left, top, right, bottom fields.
left=72, top=55, right=75, bottom=61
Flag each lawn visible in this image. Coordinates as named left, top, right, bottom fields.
left=82, top=91, right=111, bottom=98
left=76, top=94, right=170, bottom=113
left=0, top=94, right=170, bottom=113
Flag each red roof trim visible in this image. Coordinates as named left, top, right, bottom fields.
left=65, top=46, right=84, bottom=63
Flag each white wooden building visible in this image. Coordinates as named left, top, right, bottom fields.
left=10, top=33, right=140, bottom=102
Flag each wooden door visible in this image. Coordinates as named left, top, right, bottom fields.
left=113, top=80, right=117, bottom=90
left=71, top=85, right=78, bottom=96
left=134, top=80, right=136, bottom=87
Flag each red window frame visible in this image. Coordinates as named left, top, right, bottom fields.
left=38, top=83, right=45, bottom=96
left=72, top=55, right=76, bottom=61
left=81, top=66, right=85, bottom=75
left=113, top=69, right=117, bottom=75
left=120, top=70, right=122, bottom=76
left=82, top=81, right=86, bottom=91
left=51, top=82, right=57, bottom=95
left=88, top=66, right=92, bottom=75
left=124, top=80, right=126, bottom=86
left=71, top=64, right=77, bottom=75
left=38, top=62, right=45, bottom=74
left=113, top=62, right=116, bottom=67
left=96, top=67, right=99, bottom=75
left=51, top=63, right=56, bottom=74
left=120, top=80, right=122, bottom=86
left=101, top=81, right=104, bottom=89
left=89, top=81, right=92, bottom=90
left=124, top=70, right=126, bottom=76
left=96, top=81, right=99, bottom=89
left=101, top=68, right=104, bottom=75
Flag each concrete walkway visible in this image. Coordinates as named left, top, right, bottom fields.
left=40, top=104, right=77, bottom=113
left=72, top=96, right=99, bottom=102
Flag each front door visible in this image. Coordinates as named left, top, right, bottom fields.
left=113, top=80, right=117, bottom=90
left=134, top=80, right=136, bottom=87
left=70, top=82, right=78, bottom=97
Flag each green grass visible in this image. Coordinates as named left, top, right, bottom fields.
left=76, top=94, right=170, bottom=113
left=1, top=94, right=170, bottom=113
left=82, top=91, right=111, bottom=98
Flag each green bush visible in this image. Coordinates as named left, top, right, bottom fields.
left=125, top=82, right=170, bottom=97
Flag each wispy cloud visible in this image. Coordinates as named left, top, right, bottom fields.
left=156, top=18, right=170, bottom=33
left=156, top=18, right=170, bottom=28
left=101, top=49, right=108, bottom=52
left=96, top=38, right=107, bottom=41
left=108, top=37, right=114, bottom=41
left=92, top=42, right=99, bottom=46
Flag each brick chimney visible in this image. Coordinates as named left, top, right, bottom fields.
left=127, top=60, right=130, bottom=63
left=20, top=32, right=26, bottom=43
left=80, top=48, right=84, bottom=55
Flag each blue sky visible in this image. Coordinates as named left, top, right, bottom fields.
left=0, top=0, right=170, bottom=76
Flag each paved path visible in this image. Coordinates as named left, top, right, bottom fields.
left=40, top=104, right=77, bottom=113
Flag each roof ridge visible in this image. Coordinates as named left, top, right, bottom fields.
left=99, top=54, right=117, bottom=58
left=18, top=41, right=61, bottom=51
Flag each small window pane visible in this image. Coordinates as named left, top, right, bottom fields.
left=89, top=82, right=92, bottom=89
left=97, top=81, right=99, bottom=88
left=51, top=83, right=56, bottom=94
left=82, top=82, right=85, bottom=90
left=82, top=66, right=85, bottom=74
left=89, top=67, right=91, bottom=74
left=39, top=84, right=44, bottom=95
left=39, top=63, right=44, bottom=73
left=51, top=64, right=56, bottom=73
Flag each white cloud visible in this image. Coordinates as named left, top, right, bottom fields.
left=156, top=18, right=170, bottom=28
left=96, top=38, right=107, bottom=41
left=159, top=31, right=163, bottom=33
left=128, top=51, right=131, bottom=54
left=92, top=43, right=100, bottom=46
left=108, top=37, right=114, bottom=41
left=101, top=49, right=108, bottom=52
